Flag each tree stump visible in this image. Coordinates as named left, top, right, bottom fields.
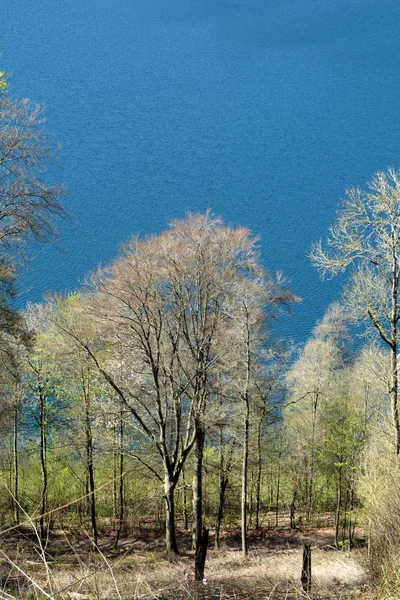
left=301, top=543, right=311, bottom=592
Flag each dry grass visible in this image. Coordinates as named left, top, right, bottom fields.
left=0, top=527, right=371, bottom=600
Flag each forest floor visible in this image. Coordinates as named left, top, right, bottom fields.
left=0, top=522, right=378, bottom=600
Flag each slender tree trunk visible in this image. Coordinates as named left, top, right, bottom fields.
left=249, top=471, right=254, bottom=528
left=335, top=466, right=342, bottom=549
left=241, top=306, right=252, bottom=558
left=84, top=380, right=98, bottom=548
left=182, top=463, right=188, bottom=531
left=391, top=342, right=400, bottom=455
left=164, top=476, right=179, bottom=554
left=8, top=436, right=12, bottom=513
left=215, top=428, right=232, bottom=549
left=290, top=488, right=297, bottom=529
left=87, top=444, right=97, bottom=547
left=85, top=470, right=90, bottom=517
left=275, top=439, right=283, bottom=528
left=115, top=413, right=125, bottom=548
left=304, top=457, right=309, bottom=518
left=192, top=342, right=208, bottom=563
left=255, top=418, right=263, bottom=530
left=39, top=386, right=47, bottom=543
left=242, top=400, right=250, bottom=557
left=192, top=424, right=205, bottom=553
left=308, top=390, right=318, bottom=524
left=348, top=487, right=354, bottom=550
left=275, top=463, right=281, bottom=528
left=390, top=245, right=400, bottom=455
left=215, top=477, right=228, bottom=550
left=290, top=503, right=295, bottom=529
left=215, top=437, right=229, bottom=550
left=113, top=423, right=118, bottom=524
left=342, top=487, right=349, bottom=546
left=13, top=405, right=19, bottom=524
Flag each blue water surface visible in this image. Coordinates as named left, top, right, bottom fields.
left=2, top=0, right=400, bottom=343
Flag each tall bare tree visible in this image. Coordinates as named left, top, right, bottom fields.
left=0, top=79, right=64, bottom=365
left=24, top=304, right=58, bottom=542
left=311, top=168, right=400, bottom=455
left=219, top=274, right=296, bottom=556
left=54, top=214, right=267, bottom=554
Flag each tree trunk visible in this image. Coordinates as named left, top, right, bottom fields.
left=391, top=246, right=400, bottom=456
left=242, top=401, right=249, bottom=557
left=115, top=412, right=124, bottom=548
left=255, top=418, right=263, bottom=530
left=275, top=439, right=283, bottom=528
left=249, top=471, right=254, bottom=528
left=335, top=466, right=342, bottom=549
left=215, top=476, right=228, bottom=550
left=391, top=342, right=400, bottom=455
left=84, top=385, right=98, bottom=548
left=342, top=487, right=349, bottom=546
left=348, top=487, right=354, bottom=550
left=13, top=405, right=19, bottom=525
left=241, top=307, right=252, bottom=559
left=308, top=390, right=318, bottom=524
left=164, top=477, right=179, bottom=554
left=290, top=489, right=297, bottom=529
left=275, top=466, right=281, bottom=528
left=39, top=387, right=47, bottom=543
left=195, top=527, right=209, bottom=581
left=192, top=425, right=205, bottom=551
left=182, top=463, right=189, bottom=531
left=301, top=544, right=312, bottom=592
left=113, top=423, right=118, bottom=524
left=215, top=427, right=232, bottom=549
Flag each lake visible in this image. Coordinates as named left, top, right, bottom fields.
left=2, top=0, right=400, bottom=343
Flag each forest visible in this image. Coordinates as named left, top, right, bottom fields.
left=1, top=73, right=400, bottom=600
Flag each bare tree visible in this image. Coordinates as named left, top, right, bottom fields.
left=54, top=214, right=267, bottom=555
left=220, top=276, right=296, bottom=557
left=24, top=307, right=54, bottom=542
left=311, top=168, right=400, bottom=455
left=0, top=93, right=64, bottom=253
left=0, top=83, right=64, bottom=362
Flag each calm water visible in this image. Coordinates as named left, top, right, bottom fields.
left=2, top=0, right=400, bottom=342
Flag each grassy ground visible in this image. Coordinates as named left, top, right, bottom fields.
left=0, top=524, right=374, bottom=600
